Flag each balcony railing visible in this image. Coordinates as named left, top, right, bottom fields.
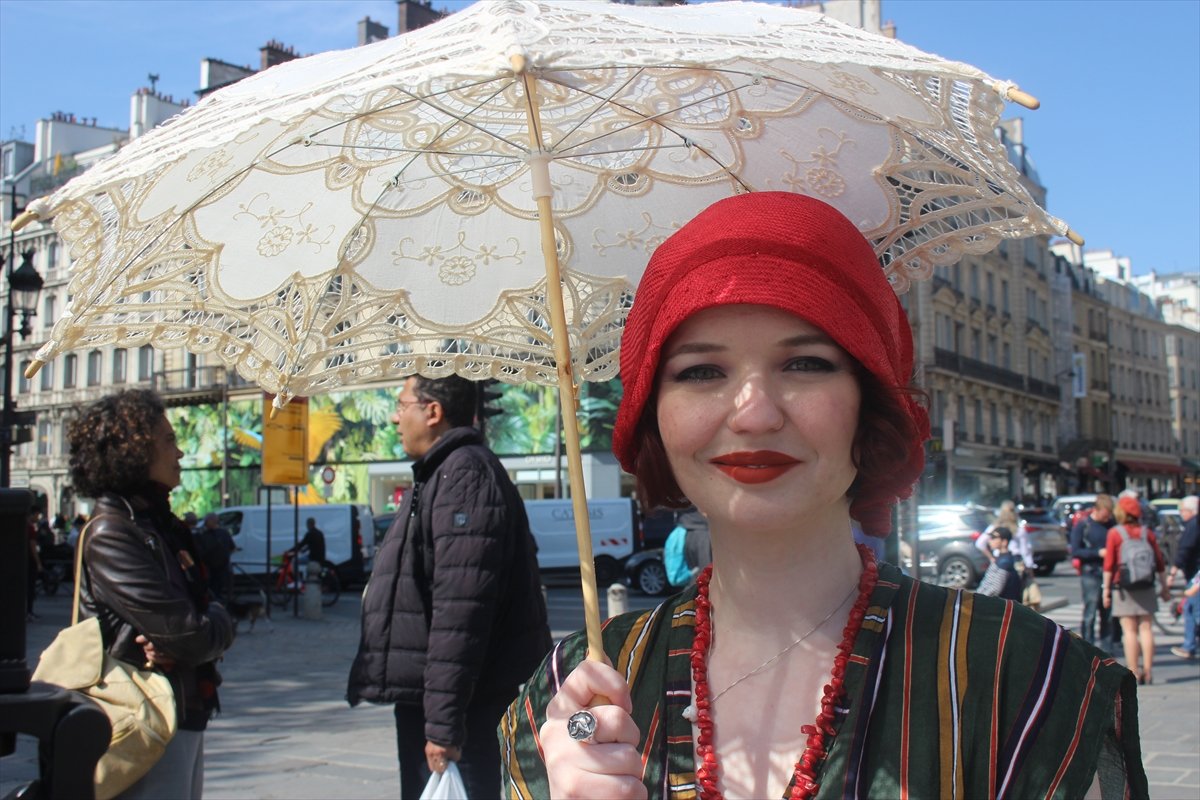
left=1027, top=377, right=1060, bottom=400
left=153, top=367, right=229, bottom=406
left=932, top=348, right=1026, bottom=391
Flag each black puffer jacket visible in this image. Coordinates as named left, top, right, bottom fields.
left=347, top=427, right=552, bottom=748
left=80, top=491, right=234, bottom=730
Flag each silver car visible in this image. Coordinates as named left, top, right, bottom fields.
left=916, top=504, right=994, bottom=589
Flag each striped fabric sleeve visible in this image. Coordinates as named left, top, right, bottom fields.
left=498, top=602, right=675, bottom=799
left=499, top=632, right=587, bottom=799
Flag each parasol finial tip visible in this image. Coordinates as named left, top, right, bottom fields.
left=24, top=359, right=45, bottom=379
left=1066, top=228, right=1084, bottom=246
left=1006, top=86, right=1040, bottom=110
left=10, top=209, right=39, bottom=232
left=508, top=52, right=527, bottom=75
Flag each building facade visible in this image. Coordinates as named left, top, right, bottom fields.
left=4, top=0, right=1197, bottom=518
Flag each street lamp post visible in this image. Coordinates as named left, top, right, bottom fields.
left=2, top=185, right=43, bottom=488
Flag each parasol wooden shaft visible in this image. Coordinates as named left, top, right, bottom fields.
left=533, top=194, right=607, bottom=664
left=513, top=54, right=606, bottom=664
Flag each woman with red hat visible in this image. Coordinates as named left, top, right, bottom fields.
left=1103, top=494, right=1171, bottom=685
left=499, top=193, right=1147, bottom=799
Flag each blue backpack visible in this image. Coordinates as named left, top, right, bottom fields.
left=663, top=526, right=691, bottom=587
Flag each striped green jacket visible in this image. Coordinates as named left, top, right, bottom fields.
left=500, top=562, right=1146, bottom=799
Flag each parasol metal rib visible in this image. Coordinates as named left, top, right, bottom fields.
left=10, top=209, right=38, bottom=232
left=513, top=53, right=607, bottom=668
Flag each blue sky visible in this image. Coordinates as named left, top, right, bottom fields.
left=1, top=0, right=1196, bottom=275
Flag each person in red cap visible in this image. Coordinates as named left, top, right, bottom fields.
left=500, top=192, right=1147, bottom=799
left=1103, top=493, right=1171, bottom=684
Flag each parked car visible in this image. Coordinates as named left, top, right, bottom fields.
left=1150, top=497, right=1181, bottom=513
left=1052, top=493, right=1097, bottom=520
left=638, top=507, right=677, bottom=551
left=373, top=511, right=397, bottom=544
left=1016, top=506, right=1069, bottom=576
left=624, top=548, right=671, bottom=596
left=916, top=504, right=993, bottom=589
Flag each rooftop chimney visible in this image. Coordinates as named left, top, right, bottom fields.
left=359, top=16, right=389, bottom=46
left=260, top=40, right=300, bottom=71
left=396, top=0, right=446, bottom=34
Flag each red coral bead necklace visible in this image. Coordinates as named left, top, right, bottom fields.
left=689, top=543, right=878, bottom=800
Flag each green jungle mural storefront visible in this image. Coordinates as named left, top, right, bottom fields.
left=167, top=380, right=622, bottom=516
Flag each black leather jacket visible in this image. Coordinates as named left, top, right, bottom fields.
left=79, top=492, right=234, bottom=730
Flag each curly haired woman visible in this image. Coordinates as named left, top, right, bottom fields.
left=68, top=389, right=233, bottom=799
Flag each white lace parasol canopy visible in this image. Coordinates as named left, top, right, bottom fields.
left=22, top=0, right=1070, bottom=404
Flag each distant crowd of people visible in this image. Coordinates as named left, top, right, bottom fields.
left=1062, top=490, right=1199, bottom=678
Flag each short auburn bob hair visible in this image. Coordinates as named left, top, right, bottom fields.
left=611, top=192, right=930, bottom=537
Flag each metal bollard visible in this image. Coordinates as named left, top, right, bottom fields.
left=607, top=583, right=628, bottom=618
left=302, top=561, right=322, bottom=620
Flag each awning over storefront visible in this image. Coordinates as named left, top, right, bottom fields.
left=1183, top=458, right=1200, bottom=472
left=1118, top=459, right=1184, bottom=475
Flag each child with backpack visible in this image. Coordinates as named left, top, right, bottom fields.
left=1102, top=495, right=1171, bottom=684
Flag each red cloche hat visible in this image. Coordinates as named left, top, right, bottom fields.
left=611, top=192, right=930, bottom=536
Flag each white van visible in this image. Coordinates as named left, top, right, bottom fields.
left=217, top=503, right=373, bottom=583
left=524, top=498, right=636, bottom=584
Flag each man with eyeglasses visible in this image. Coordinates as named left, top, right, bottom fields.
left=348, top=375, right=552, bottom=798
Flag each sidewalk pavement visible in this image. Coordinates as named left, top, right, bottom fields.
left=4, top=588, right=1198, bottom=799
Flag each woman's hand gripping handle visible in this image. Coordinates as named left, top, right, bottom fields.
left=539, top=659, right=647, bottom=799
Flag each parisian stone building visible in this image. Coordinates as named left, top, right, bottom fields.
left=3, top=0, right=1197, bottom=519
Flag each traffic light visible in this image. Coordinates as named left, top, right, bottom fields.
left=475, top=379, right=504, bottom=436
left=1, top=409, right=36, bottom=446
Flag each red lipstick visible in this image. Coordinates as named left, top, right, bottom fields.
left=709, top=451, right=800, bottom=484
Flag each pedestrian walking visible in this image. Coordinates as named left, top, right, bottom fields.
left=1070, top=493, right=1116, bottom=653
left=347, top=375, right=552, bottom=799
left=977, top=500, right=1019, bottom=565
left=976, top=527, right=1023, bottom=602
left=1169, top=495, right=1199, bottom=660
left=195, top=513, right=236, bottom=605
left=663, top=507, right=712, bottom=589
left=26, top=513, right=43, bottom=621
left=1103, top=494, right=1171, bottom=684
left=66, top=389, right=233, bottom=799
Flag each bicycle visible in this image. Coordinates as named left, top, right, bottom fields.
left=269, top=551, right=340, bottom=608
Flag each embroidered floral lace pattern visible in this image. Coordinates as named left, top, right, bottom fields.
left=31, top=0, right=1064, bottom=403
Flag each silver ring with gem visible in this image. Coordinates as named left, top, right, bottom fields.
left=567, top=710, right=598, bottom=743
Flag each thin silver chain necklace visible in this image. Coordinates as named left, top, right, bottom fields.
left=682, top=579, right=860, bottom=722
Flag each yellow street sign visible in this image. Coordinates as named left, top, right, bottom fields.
left=262, top=395, right=309, bottom=486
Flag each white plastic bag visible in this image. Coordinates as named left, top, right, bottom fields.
left=420, top=762, right=468, bottom=800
